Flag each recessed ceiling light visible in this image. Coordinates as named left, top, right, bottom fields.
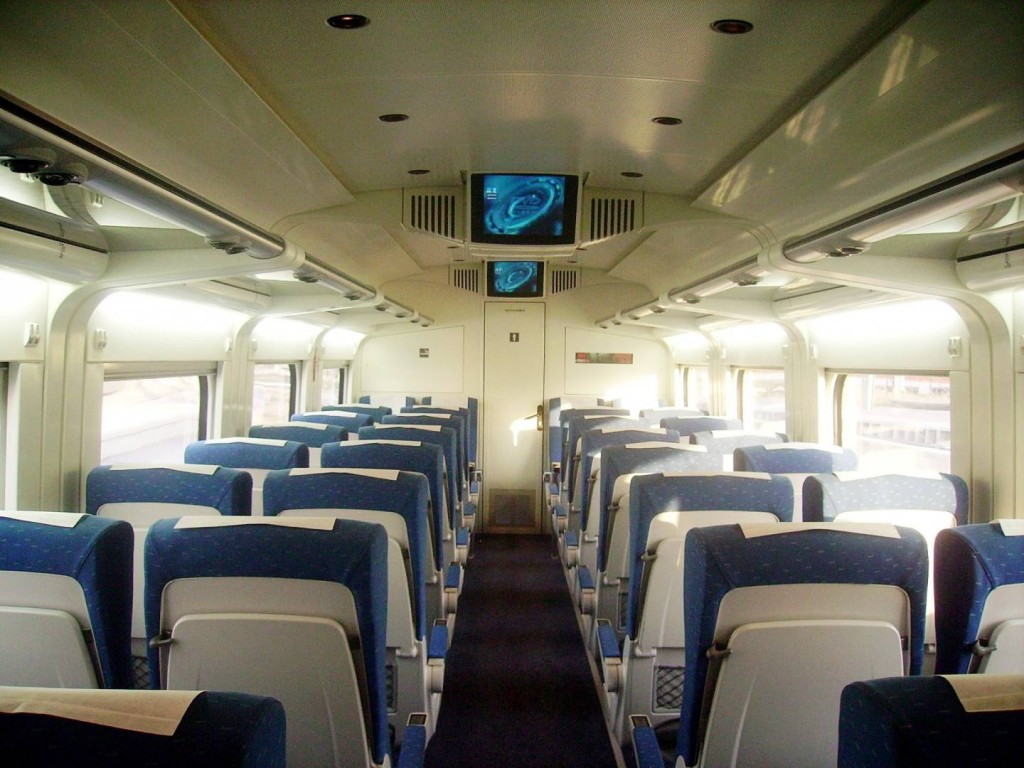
left=710, top=18, right=753, bottom=34
left=651, top=116, right=682, bottom=126
left=378, top=113, right=409, bottom=123
left=327, top=14, right=369, bottom=29
left=621, top=171, right=644, bottom=178
left=407, top=169, right=430, bottom=175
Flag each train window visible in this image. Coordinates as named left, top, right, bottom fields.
left=321, top=366, right=347, bottom=406
left=736, top=368, right=786, bottom=433
left=834, top=373, right=951, bottom=473
left=100, top=372, right=211, bottom=464
left=252, top=363, right=297, bottom=424
left=683, top=366, right=711, bottom=413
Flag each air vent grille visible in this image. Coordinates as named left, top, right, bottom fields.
left=403, top=187, right=463, bottom=239
left=549, top=267, right=580, bottom=294
left=450, top=265, right=481, bottom=294
left=584, top=191, right=643, bottom=240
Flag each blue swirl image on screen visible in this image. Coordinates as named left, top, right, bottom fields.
left=492, top=261, right=539, bottom=294
left=483, top=175, right=565, bottom=236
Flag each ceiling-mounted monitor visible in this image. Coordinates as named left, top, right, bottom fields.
left=470, top=173, right=579, bottom=247
left=486, top=260, right=545, bottom=298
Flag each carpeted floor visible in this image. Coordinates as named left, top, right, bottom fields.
left=424, top=534, right=622, bottom=768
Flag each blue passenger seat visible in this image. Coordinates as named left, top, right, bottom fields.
left=184, top=437, right=309, bottom=515
left=0, top=511, right=133, bottom=690
left=248, top=421, right=346, bottom=467
left=688, top=429, right=787, bottom=470
left=934, top=519, right=1024, bottom=674
left=631, top=522, right=929, bottom=768
left=0, top=687, right=286, bottom=767
left=85, top=465, right=251, bottom=688
left=838, top=674, right=1024, bottom=768
left=262, top=467, right=446, bottom=743
left=144, top=516, right=416, bottom=768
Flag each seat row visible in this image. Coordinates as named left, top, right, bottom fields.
left=541, top=406, right=1020, bottom=764
left=0, top=454, right=476, bottom=767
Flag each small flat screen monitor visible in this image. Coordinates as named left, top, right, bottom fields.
left=470, top=173, right=579, bottom=246
left=486, top=260, right=545, bottom=298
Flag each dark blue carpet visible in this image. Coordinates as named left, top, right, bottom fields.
left=424, top=534, right=621, bottom=768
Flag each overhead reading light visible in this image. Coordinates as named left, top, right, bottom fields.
left=651, top=116, right=682, bottom=126
left=0, top=148, right=55, bottom=174
left=378, top=113, right=409, bottom=123
left=621, top=171, right=644, bottom=178
left=327, top=14, right=369, bottom=29
left=407, top=169, right=430, bottom=175
left=784, top=147, right=1024, bottom=263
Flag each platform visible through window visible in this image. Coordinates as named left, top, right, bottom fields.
left=836, top=373, right=951, bottom=473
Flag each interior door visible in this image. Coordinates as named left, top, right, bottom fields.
left=482, top=302, right=545, bottom=532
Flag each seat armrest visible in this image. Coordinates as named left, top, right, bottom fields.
left=577, top=565, right=595, bottom=614
left=629, top=715, right=664, bottom=768
left=454, top=527, right=470, bottom=565
left=596, top=618, right=622, bottom=692
left=552, top=503, right=568, bottom=533
left=396, top=714, right=428, bottom=768
left=563, top=529, right=579, bottom=568
left=444, top=562, right=462, bottom=612
left=427, top=620, right=447, bottom=694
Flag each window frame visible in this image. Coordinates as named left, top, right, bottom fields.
left=251, top=361, right=300, bottom=424
left=735, top=366, right=786, bottom=432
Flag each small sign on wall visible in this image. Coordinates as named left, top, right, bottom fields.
left=419, top=348, right=429, bottom=358
left=510, top=332, right=520, bottom=342
left=575, top=352, right=633, bottom=364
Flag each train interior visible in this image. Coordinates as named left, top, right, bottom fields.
left=1, top=1, right=1023, bottom=766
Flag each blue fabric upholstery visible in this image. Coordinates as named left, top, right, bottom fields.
left=383, top=414, right=467, bottom=496
left=626, top=473, right=795, bottom=637
left=0, top=515, right=134, bottom=690
left=292, top=410, right=372, bottom=432
left=360, top=424, right=460, bottom=528
left=659, top=416, right=743, bottom=436
left=689, top=430, right=786, bottom=458
left=564, top=415, right=639, bottom=502
left=321, top=440, right=447, bottom=572
left=934, top=522, right=1024, bottom=674
left=324, top=403, right=392, bottom=423
left=85, top=466, right=252, bottom=517
left=401, top=407, right=469, bottom=476
left=144, top=517, right=390, bottom=765
left=838, top=675, right=1024, bottom=767
left=556, top=406, right=630, bottom=467
left=577, top=428, right=680, bottom=529
left=597, top=445, right=722, bottom=571
left=249, top=422, right=346, bottom=447
left=0, top=690, right=286, bottom=767
left=677, top=523, right=929, bottom=765
left=639, top=407, right=704, bottom=420
left=263, top=468, right=431, bottom=638
left=733, top=442, right=857, bottom=473
left=184, top=439, right=308, bottom=470
left=803, top=472, right=969, bottom=524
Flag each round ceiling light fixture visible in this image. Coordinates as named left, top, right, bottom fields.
left=651, top=116, right=682, bottom=126
left=621, top=171, right=644, bottom=178
left=710, top=18, right=753, bottom=35
left=327, top=14, right=369, bottom=29
left=407, top=169, right=430, bottom=175
left=378, top=113, right=410, bottom=123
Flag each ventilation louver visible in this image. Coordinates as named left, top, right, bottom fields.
left=404, top=188, right=463, bottom=239
left=584, top=190, right=643, bottom=241
left=549, top=266, right=580, bottom=294
left=450, top=265, right=481, bottom=294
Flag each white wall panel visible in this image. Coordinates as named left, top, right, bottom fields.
left=360, top=326, right=464, bottom=393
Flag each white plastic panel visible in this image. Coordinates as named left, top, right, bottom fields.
left=699, top=620, right=904, bottom=768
